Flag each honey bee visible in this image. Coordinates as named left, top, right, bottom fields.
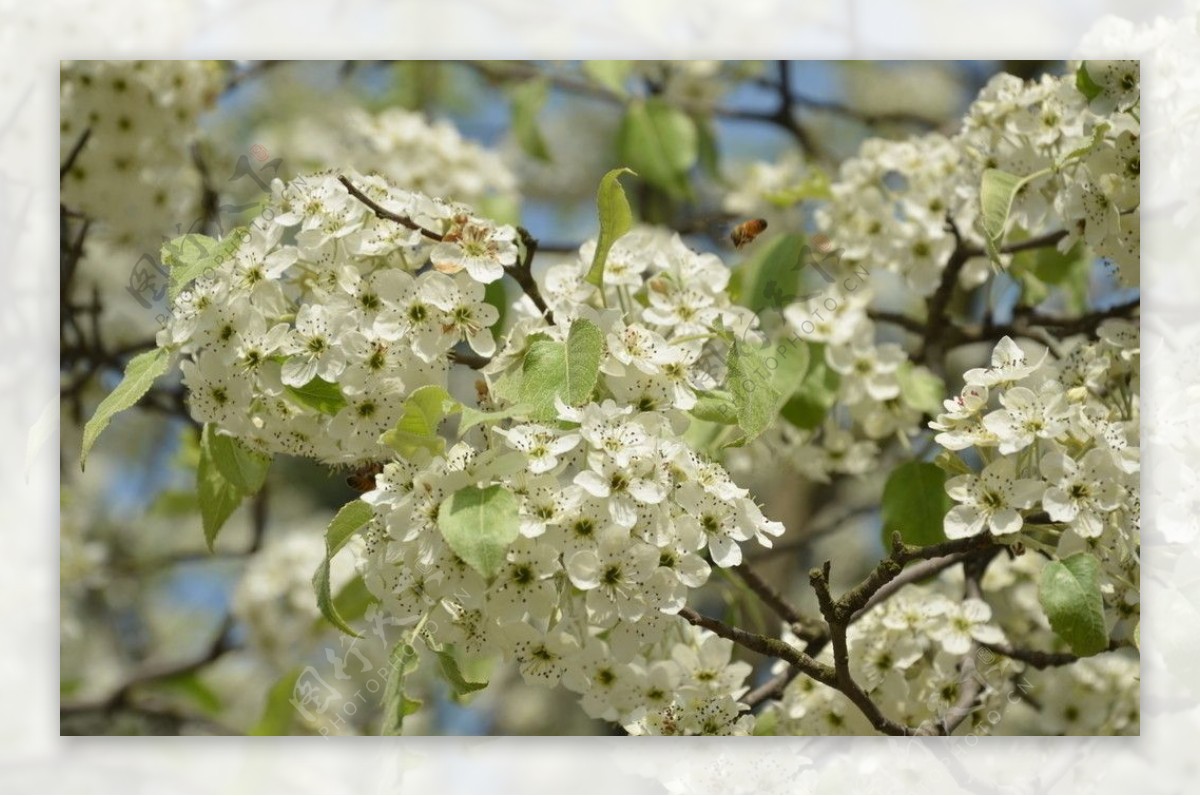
left=346, top=461, right=385, bottom=493
left=730, top=218, right=768, bottom=249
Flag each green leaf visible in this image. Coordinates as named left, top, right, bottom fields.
left=285, top=376, right=347, bottom=416
left=458, top=402, right=534, bottom=437
left=582, top=60, right=633, bottom=97
left=509, top=77, right=551, bottom=162
left=895, top=362, right=946, bottom=416
left=483, top=278, right=508, bottom=336
left=734, top=233, right=807, bottom=314
left=162, top=229, right=246, bottom=301
left=618, top=98, right=698, bottom=199
left=198, top=424, right=244, bottom=550
left=80, top=347, right=171, bottom=469
left=312, top=499, right=374, bottom=637
left=727, top=338, right=782, bottom=444
left=1039, top=552, right=1109, bottom=657
left=434, top=647, right=488, bottom=699
left=437, top=484, right=520, bottom=581
left=980, top=167, right=1051, bottom=263
left=764, top=169, right=832, bottom=205
left=156, top=671, right=222, bottom=714
left=880, top=461, right=951, bottom=548
left=934, top=450, right=974, bottom=478
left=380, top=385, right=459, bottom=460
left=518, top=319, right=603, bottom=420
left=1075, top=62, right=1104, bottom=102
left=206, top=425, right=271, bottom=494
left=689, top=389, right=739, bottom=425
left=695, top=116, right=721, bottom=179
left=584, top=168, right=636, bottom=288
left=779, top=344, right=840, bottom=430
left=1058, top=122, right=1110, bottom=168
left=250, top=668, right=301, bottom=736
left=330, top=574, right=377, bottom=625
left=380, top=641, right=422, bottom=735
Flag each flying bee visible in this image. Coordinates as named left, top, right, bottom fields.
left=346, top=461, right=385, bottom=493
left=730, top=218, right=768, bottom=250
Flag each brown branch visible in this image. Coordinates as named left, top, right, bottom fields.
left=61, top=615, right=235, bottom=716
left=449, top=349, right=491, bottom=369
left=60, top=127, right=92, bottom=181
left=919, top=215, right=971, bottom=368
left=337, top=175, right=444, bottom=242
left=509, top=226, right=554, bottom=325
left=983, top=639, right=1125, bottom=670
left=733, top=563, right=826, bottom=642
left=950, top=298, right=1140, bottom=347
left=808, top=562, right=912, bottom=736
left=677, top=606, right=835, bottom=688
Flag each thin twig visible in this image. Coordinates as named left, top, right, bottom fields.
left=509, top=226, right=554, bottom=325
left=678, top=606, right=835, bottom=688
left=337, top=175, right=445, bottom=241
left=983, top=639, right=1125, bottom=670
left=60, top=127, right=92, bottom=181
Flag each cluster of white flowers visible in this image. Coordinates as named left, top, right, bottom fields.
left=159, top=169, right=517, bottom=465
left=932, top=327, right=1140, bottom=616
left=958, top=62, right=1140, bottom=283
left=754, top=63, right=1139, bottom=484
left=257, top=106, right=518, bottom=207
left=60, top=60, right=224, bottom=250
left=339, top=222, right=795, bottom=733
left=360, top=401, right=779, bottom=732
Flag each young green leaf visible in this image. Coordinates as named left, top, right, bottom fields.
left=880, top=461, right=951, bottom=548
left=312, top=499, right=374, bottom=637
left=458, top=402, right=534, bottom=437
left=380, top=385, right=460, bottom=460
left=433, top=647, right=488, bottom=699
left=284, top=375, right=348, bottom=416
left=80, top=347, right=172, bottom=469
left=980, top=167, right=1051, bottom=262
left=518, top=319, right=603, bottom=420
left=895, top=362, right=946, bottom=416
left=779, top=343, right=840, bottom=430
left=249, top=668, right=301, bottom=736
left=618, top=98, right=698, bottom=199
left=727, top=338, right=782, bottom=444
left=206, top=425, right=271, bottom=494
left=1039, top=552, right=1109, bottom=657
left=764, top=169, right=833, bottom=205
left=582, top=60, right=633, bottom=97
left=509, top=77, right=551, bottom=162
left=1075, top=61, right=1104, bottom=102
left=198, top=424, right=244, bottom=550
left=689, top=389, right=740, bottom=426
left=162, top=228, right=246, bottom=301
left=734, top=233, right=807, bottom=314
left=328, top=574, right=377, bottom=627
left=584, top=168, right=636, bottom=288
left=380, top=641, right=422, bottom=735
left=437, top=484, right=520, bottom=581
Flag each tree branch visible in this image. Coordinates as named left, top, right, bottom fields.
left=509, top=226, right=554, bottom=325
left=983, top=639, right=1125, bottom=670
left=677, top=606, right=835, bottom=688
left=60, top=127, right=92, bottom=181
left=337, top=175, right=445, bottom=241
